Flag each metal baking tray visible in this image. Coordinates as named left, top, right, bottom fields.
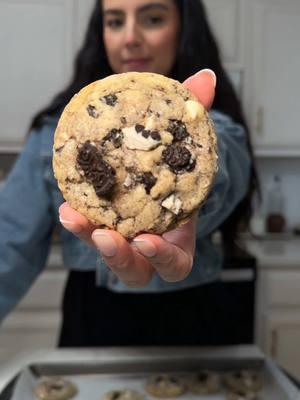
left=0, top=345, right=299, bottom=399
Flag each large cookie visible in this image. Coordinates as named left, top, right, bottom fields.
left=53, top=72, right=218, bottom=238
left=145, top=374, right=185, bottom=398
left=187, top=370, right=221, bottom=394
left=33, top=377, right=77, bottom=400
left=224, top=370, right=263, bottom=393
left=226, top=388, right=257, bottom=400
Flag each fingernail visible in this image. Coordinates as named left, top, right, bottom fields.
left=92, top=232, right=117, bottom=257
left=59, top=218, right=82, bottom=234
left=194, top=68, right=217, bottom=88
left=133, top=239, right=157, bottom=257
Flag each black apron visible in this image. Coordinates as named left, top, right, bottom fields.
left=58, top=270, right=254, bottom=347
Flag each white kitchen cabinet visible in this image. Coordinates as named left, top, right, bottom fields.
left=256, top=267, right=300, bottom=380
left=0, top=247, right=67, bottom=364
left=202, top=0, right=244, bottom=66
left=0, top=0, right=95, bottom=152
left=264, top=313, right=300, bottom=381
left=244, top=0, right=300, bottom=156
left=246, top=238, right=300, bottom=380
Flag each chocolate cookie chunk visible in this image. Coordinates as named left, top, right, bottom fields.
left=53, top=72, right=218, bottom=238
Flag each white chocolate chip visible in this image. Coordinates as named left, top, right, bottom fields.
left=123, top=126, right=161, bottom=151
left=145, top=115, right=156, bottom=130
left=185, top=100, right=205, bottom=121
left=160, top=130, right=174, bottom=144
left=123, top=174, right=132, bottom=188
left=162, top=194, right=182, bottom=215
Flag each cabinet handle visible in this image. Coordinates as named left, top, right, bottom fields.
left=256, top=106, right=264, bottom=136
left=271, top=329, right=278, bottom=359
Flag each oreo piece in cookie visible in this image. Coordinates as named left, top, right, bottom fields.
left=53, top=72, right=217, bottom=238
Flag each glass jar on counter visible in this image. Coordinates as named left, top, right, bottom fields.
left=265, top=175, right=286, bottom=233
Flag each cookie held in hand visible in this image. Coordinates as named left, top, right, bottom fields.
left=53, top=72, right=218, bottom=238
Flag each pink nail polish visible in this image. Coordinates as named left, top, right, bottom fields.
left=133, top=239, right=157, bottom=257
left=92, top=232, right=117, bottom=257
left=194, top=68, right=217, bottom=88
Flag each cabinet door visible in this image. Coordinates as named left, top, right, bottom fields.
left=0, top=310, right=61, bottom=361
left=264, top=313, right=300, bottom=381
left=0, top=0, right=85, bottom=151
left=202, top=0, right=243, bottom=65
left=244, top=0, right=300, bottom=155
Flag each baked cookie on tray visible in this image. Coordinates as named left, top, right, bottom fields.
left=145, top=374, right=185, bottom=398
left=53, top=72, right=218, bottom=239
left=187, top=370, right=221, bottom=394
left=102, top=388, right=145, bottom=400
left=33, top=377, right=77, bottom=400
left=224, top=370, right=263, bottom=393
left=226, top=388, right=257, bottom=400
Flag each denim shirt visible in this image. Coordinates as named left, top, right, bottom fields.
left=0, top=110, right=250, bottom=321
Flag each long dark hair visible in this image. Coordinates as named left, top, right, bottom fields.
left=29, top=0, right=258, bottom=244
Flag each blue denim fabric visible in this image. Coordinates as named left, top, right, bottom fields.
left=0, top=110, right=250, bottom=321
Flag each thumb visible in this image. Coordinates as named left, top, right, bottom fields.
left=183, top=69, right=216, bottom=110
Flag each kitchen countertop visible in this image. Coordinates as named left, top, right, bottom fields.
left=240, top=236, right=300, bottom=269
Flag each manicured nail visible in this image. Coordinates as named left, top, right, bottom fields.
left=59, top=218, right=82, bottom=234
left=133, top=239, right=157, bottom=257
left=92, top=232, right=117, bottom=257
left=195, top=68, right=217, bottom=88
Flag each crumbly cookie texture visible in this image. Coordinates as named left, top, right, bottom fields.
left=226, top=388, right=257, bottom=400
left=224, top=370, right=263, bottom=393
left=188, top=370, right=221, bottom=394
left=53, top=72, right=218, bottom=238
left=33, top=377, right=77, bottom=400
left=145, top=374, right=185, bottom=398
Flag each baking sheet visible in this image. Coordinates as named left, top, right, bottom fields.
left=1, top=347, right=299, bottom=400
left=10, top=366, right=293, bottom=400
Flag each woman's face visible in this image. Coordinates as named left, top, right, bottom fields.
left=102, top=0, right=181, bottom=76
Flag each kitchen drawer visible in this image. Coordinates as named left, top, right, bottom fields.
left=265, top=271, right=300, bottom=307
left=0, top=310, right=60, bottom=331
left=16, top=271, right=67, bottom=310
left=0, top=311, right=60, bottom=358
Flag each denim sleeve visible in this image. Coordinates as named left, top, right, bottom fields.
left=0, top=130, right=54, bottom=322
left=196, top=110, right=251, bottom=237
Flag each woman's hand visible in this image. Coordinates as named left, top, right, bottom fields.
left=59, top=69, right=216, bottom=287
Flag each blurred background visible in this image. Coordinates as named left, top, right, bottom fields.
left=0, top=0, right=300, bottom=381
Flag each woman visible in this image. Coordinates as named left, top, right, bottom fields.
left=0, top=0, right=257, bottom=346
